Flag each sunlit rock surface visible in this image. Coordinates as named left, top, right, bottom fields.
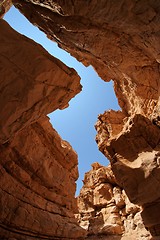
left=0, top=0, right=12, bottom=18
left=0, top=19, right=81, bottom=144
left=0, top=116, right=86, bottom=239
left=0, top=19, right=85, bottom=239
left=12, top=0, right=160, bottom=237
left=77, top=163, right=152, bottom=240
left=13, top=0, right=160, bottom=118
left=0, top=0, right=159, bottom=239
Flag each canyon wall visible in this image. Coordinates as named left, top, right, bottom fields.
left=0, top=117, right=85, bottom=239
left=1, top=0, right=160, bottom=239
left=11, top=0, right=160, bottom=238
left=0, top=0, right=12, bottom=18
left=77, top=163, right=151, bottom=240
left=0, top=19, right=85, bottom=239
left=0, top=19, right=81, bottom=144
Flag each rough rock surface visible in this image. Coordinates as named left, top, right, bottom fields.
left=0, top=19, right=85, bottom=239
left=95, top=113, right=160, bottom=236
left=12, top=0, right=160, bottom=119
left=0, top=19, right=81, bottom=144
left=0, top=0, right=12, bottom=18
left=77, top=163, right=151, bottom=240
left=12, top=0, right=160, bottom=237
left=0, top=116, right=86, bottom=239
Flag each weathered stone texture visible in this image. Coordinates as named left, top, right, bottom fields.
left=77, top=163, right=152, bottom=240
left=95, top=113, right=160, bottom=235
left=1, top=0, right=160, bottom=238
left=12, top=0, right=160, bottom=119
left=0, top=19, right=81, bottom=144
left=11, top=0, right=160, bottom=236
left=0, top=0, right=12, bottom=18
left=0, top=116, right=86, bottom=239
left=0, top=18, right=85, bottom=239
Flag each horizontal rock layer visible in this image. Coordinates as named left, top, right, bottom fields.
left=0, top=18, right=85, bottom=239
left=0, top=116, right=85, bottom=239
left=1, top=0, right=160, bottom=239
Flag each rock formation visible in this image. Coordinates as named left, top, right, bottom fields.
left=0, top=19, right=85, bottom=239
left=11, top=0, right=160, bottom=237
left=95, top=112, right=160, bottom=236
left=12, top=0, right=160, bottom=118
left=1, top=0, right=160, bottom=239
left=0, top=0, right=12, bottom=18
left=0, top=117, right=86, bottom=239
left=0, top=19, right=81, bottom=144
left=77, top=163, right=151, bottom=240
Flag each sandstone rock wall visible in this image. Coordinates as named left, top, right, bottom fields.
left=11, top=0, right=160, bottom=237
left=0, top=0, right=12, bottom=18
left=0, top=19, right=85, bottom=239
left=77, top=163, right=151, bottom=240
left=0, top=19, right=81, bottom=144
left=12, top=0, right=160, bottom=119
left=0, top=116, right=85, bottom=239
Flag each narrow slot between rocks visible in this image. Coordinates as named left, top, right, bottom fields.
left=4, top=6, right=120, bottom=195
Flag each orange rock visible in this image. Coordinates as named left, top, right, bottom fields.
left=1, top=0, right=160, bottom=238
left=0, top=0, right=12, bottom=18
left=0, top=117, right=86, bottom=239
left=0, top=19, right=81, bottom=144
left=0, top=17, right=85, bottom=239
left=77, top=164, right=151, bottom=239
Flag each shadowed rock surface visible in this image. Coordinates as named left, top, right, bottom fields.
left=0, top=17, right=85, bottom=239
left=77, top=163, right=152, bottom=240
left=0, top=19, right=81, bottom=144
left=1, top=0, right=160, bottom=239
left=0, top=117, right=86, bottom=239
left=0, top=0, right=12, bottom=18
left=12, top=0, right=160, bottom=237
left=12, top=0, right=160, bottom=118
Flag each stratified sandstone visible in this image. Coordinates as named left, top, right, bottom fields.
left=12, top=0, right=160, bottom=119
left=12, top=0, right=160, bottom=237
left=0, top=116, right=86, bottom=239
left=0, top=19, right=81, bottom=144
left=77, top=163, right=151, bottom=240
left=0, top=18, right=85, bottom=239
left=95, top=113, right=160, bottom=237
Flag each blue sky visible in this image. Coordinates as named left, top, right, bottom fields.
left=4, top=7, right=120, bottom=194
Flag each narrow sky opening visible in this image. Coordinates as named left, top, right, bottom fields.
left=4, top=6, right=120, bottom=194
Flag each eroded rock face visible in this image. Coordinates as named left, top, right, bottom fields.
left=0, top=18, right=85, bottom=239
left=12, top=0, right=160, bottom=119
left=0, top=19, right=81, bottom=144
left=0, top=0, right=12, bottom=18
left=95, top=113, right=160, bottom=235
left=0, top=116, right=86, bottom=239
left=77, top=163, right=151, bottom=240
left=11, top=0, right=160, bottom=236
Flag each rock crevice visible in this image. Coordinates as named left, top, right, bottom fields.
left=1, top=0, right=160, bottom=239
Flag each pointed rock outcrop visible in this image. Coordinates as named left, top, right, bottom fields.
left=0, top=19, right=85, bottom=239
